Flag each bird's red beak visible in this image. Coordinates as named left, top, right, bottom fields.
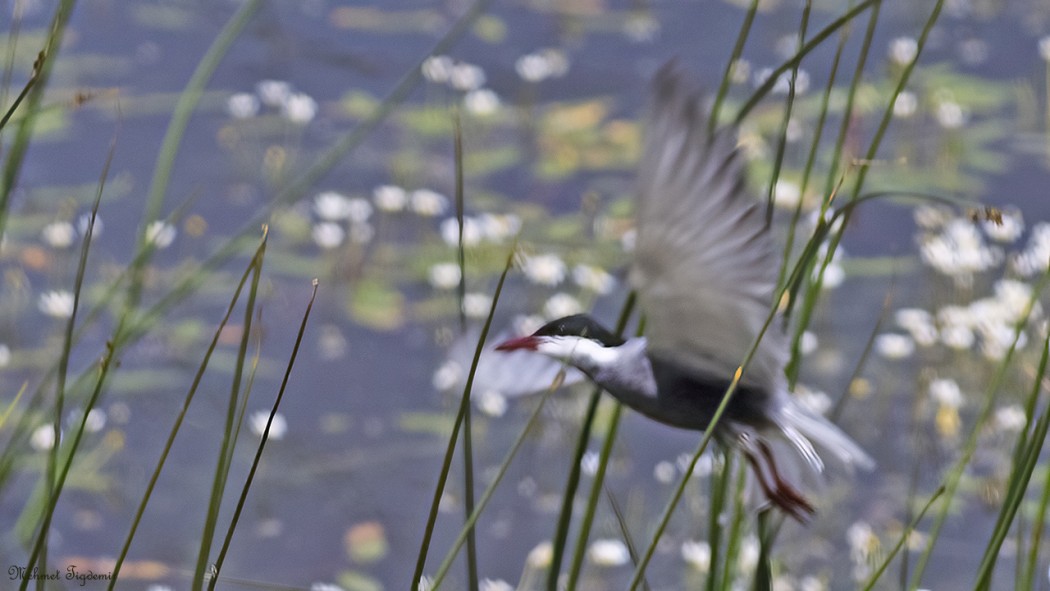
left=495, top=335, right=541, bottom=352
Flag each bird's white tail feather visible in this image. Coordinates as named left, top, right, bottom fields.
left=774, top=399, right=875, bottom=473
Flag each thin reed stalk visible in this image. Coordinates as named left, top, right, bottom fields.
left=208, top=279, right=318, bottom=590
left=107, top=230, right=270, bottom=589
left=545, top=291, right=636, bottom=591
left=411, top=245, right=515, bottom=591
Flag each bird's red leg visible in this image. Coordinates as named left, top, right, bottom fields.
left=757, top=438, right=814, bottom=521
left=737, top=434, right=814, bottom=523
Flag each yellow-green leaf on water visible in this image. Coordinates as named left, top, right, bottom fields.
left=337, top=570, right=384, bottom=591
left=399, top=411, right=455, bottom=437
left=131, top=4, right=195, bottom=30
left=464, top=145, right=521, bottom=177
left=344, top=521, right=390, bottom=564
left=329, top=6, right=443, bottom=33
left=349, top=279, right=405, bottom=330
left=473, top=14, right=507, bottom=43
left=339, top=91, right=380, bottom=119
left=400, top=106, right=456, bottom=137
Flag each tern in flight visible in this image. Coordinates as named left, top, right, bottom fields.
left=497, top=62, right=873, bottom=521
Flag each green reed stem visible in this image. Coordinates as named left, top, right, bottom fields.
left=209, top=279, right=318, bottom=590
left=974, top=326, right=1050, bottom=590
left=412, top=245, right=514, bottom=591
left=451, top=112, right=479, bottom=591
left=546, top=291, right=636, bottom=591
left=192, top=225, right=267, bottom=591
left=735, top=0, right=879, bottom=124
left=107, top=230, right=269, bottom=589
left=565, top=399, right=623, bottom=589
left=19, top=132, right=112, bottom=590
left=764, top=0, right=811, bottom=224
left=910, top=262, right=1050, bottom=589
left=860, top=486, right=944, bottom=591
left=709, top=0, right=759, bottom=132
left=0, top=0, right=75, bottom=242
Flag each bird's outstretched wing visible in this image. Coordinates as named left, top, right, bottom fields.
left=630, top=62, right=786, bottom=392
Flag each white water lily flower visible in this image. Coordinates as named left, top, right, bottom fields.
left=543, top=292, right=582, bottom=319
left=521, top=253, right=567, bottom=286
left=31, top=424, right=58, bottom=451
left=449, top=62, right=485, bottom=91
left=432, top=360, right=462, bottom=391
left=929, top=378, right=963, bottom=409
left=587, top=539, right=630, bottom=567
left=463, top=292, right=492, bottom=318
left=41, top=221, right=76, bottom=248
left=893, top=91, right=918, bottom=118
left=681, top=539, right=711, bottom=571
left=312, top=223, right=345, bottom=249
left=572, top=264, right=616, bottom=294
left=248, top=410, right=287, bottom=440
left=373, top=185, right=408, bottom=212
left=313, top=191, right=353, bottom=221
left=1039, top=36, right=1050, bottom=62
left=227, top=92, right=259, bottom=119
left=38, top=290, right=75, bottom=318
left=875, top=333, right=915, bottom=359
left=464, top=89, right=500, bottom=115
left=410, top=189, right=449, bottom=217
left=282, top=92, right=317, bottom=124
left=146, top=221, right=176, bottom=249
left=889, top=37, right=918, bottom=64
left=421, top=55, right=454, bottom=83
left=256, top=79, right=292, bottom=107
left=475, top=389, right=507, bottom=418
left=427, top=263, right=461, bottom=290
left=981, top=209, right=1023, bottom=243
left=440, top=217, right=483, bottom=247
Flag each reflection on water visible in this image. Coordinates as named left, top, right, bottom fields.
left=1, top=1, right=1050, bottom=589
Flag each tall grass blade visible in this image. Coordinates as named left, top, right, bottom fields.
left=208, top=279, right=319, bottom=590
left=192, top=227, right=268, bottom=591
left=1022, top=446, right=1050, bottom=589
left=910, top=263, right=1050, bottom=589
left=19, top=131, right=113, bottom=589
left=451, top=111, right=480, bottom=591
left=545, top=291, right=635, bottom=591
left=708, top=0, right=760, bottom=132
left=764, top=0, right=811, bottom=223
left=120, top=0, right=262, bottom=324
left=777, top=27, right=847, bottom=291
left=411, top=245, right=515, bottom=591
left=565, top=403, right=623, bottom=589
left=973, top=329, right=1050, bottom=590
left=735, top=0, right=879, bottom=123
left=604, top=484, right=651, bottom=591
left=0, top=0, right=75, bottom=241
left=860, top=486, right=944, bottom=591
left=107, top=230, right=269, bottom=589
left=0, top=51, right=39, bottom=132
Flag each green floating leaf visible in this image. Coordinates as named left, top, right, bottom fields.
left=399, top=411, right=455, bottom=437
left=473, top=14, right=507, bottom=43
left=337, top=570, right=384, bottom=591
left=349, top=278, right=405, bottom=330
left=131, top=4, right=195, bottom=30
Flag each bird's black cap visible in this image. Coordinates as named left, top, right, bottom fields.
left=533, top=314, right=626, bottom=347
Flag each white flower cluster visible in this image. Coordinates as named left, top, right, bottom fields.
left=421, top=55, right=501, bottom=116
left=918, top=218, right=1002, bottom=284
left=227, top=79, right=318, bottom=124
left=880, top=279, right=1041, bottom=361
left=310, top=190, right=376, bottom=249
